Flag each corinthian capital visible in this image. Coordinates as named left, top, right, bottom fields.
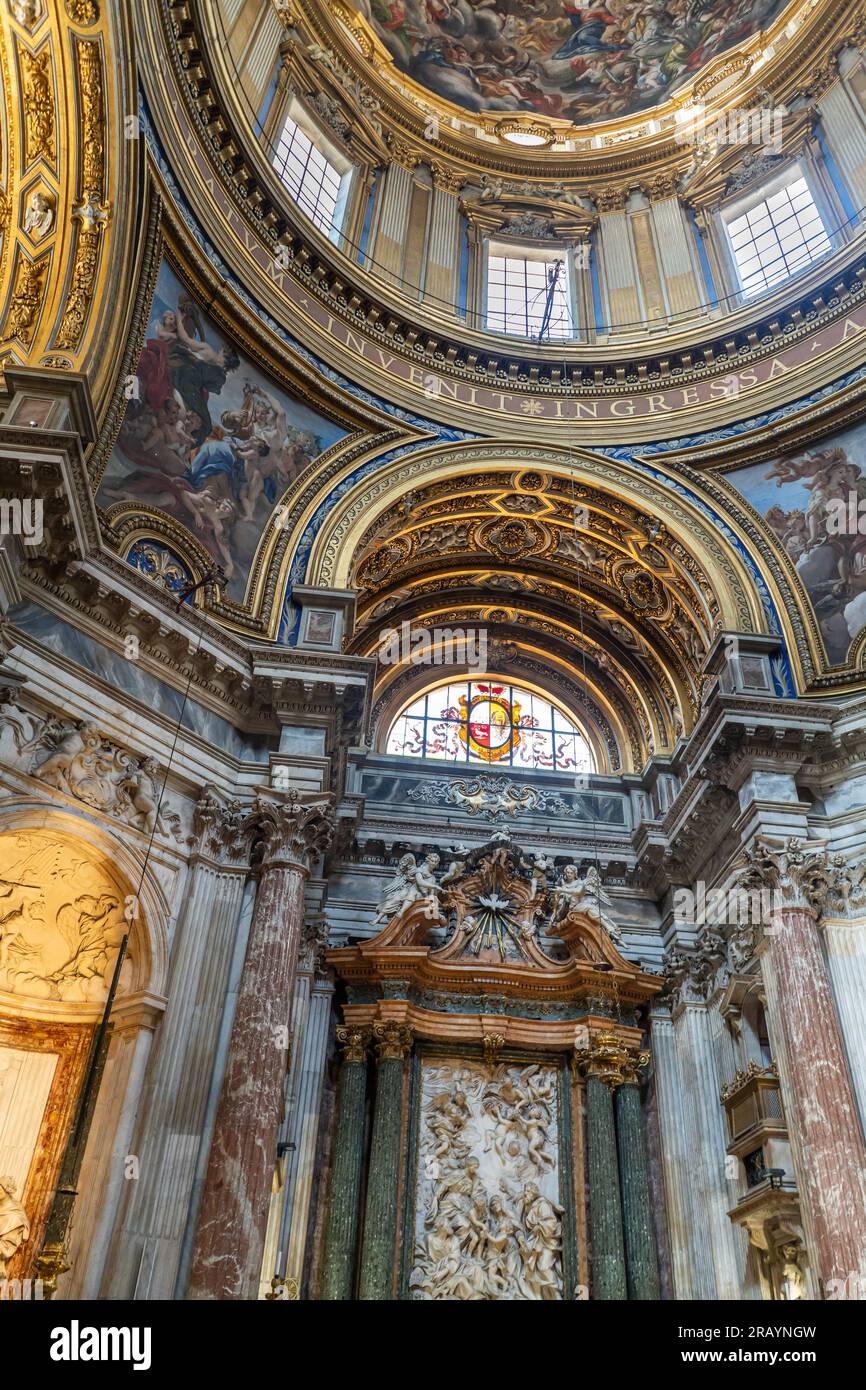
left=733, top=837, right=849, bottom=919
left=244, top=791, right=335, bottom=872
left=371, top=1020, right=414, bottom=1062
left=192, top=786, right=251, bottom=865
left=336, top=1024, right=371, bottom=1063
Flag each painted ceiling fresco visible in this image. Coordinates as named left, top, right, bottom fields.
left=354, top=0, right=789, bottom=125
left=97, top=262, right=346, bottom=603
left=725, top=423, right=866, bottom=666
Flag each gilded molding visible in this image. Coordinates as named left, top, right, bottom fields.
left=19, top=42, right=55, bottom=168
left=336, top=1023, right=371, bottom=1064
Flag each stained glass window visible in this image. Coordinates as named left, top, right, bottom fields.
left=385, top=679, right=593, bottom=772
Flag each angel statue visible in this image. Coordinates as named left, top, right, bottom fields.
left=371, top=852, right=442, bottom=927
left=552, top=864, right=624, bottom=945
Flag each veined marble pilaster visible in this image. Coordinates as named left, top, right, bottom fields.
left=188, top=793, right=334, bottom=1301
left=674, top=1001, right=747, bottom=1298
left=736, top=839, right=866, bottom=1291
left=103, top=793, right=252, bottom=1300
left=279, top=979, right=334, bottom=1293
left=822, top=912, right=866, bottom=1138
left=649, top=1008, right=708, bottom=1299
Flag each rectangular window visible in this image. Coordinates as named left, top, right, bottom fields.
left=271, top=113, right=346, bottom=238
left=724, top=174, right=831, bottom=297
left=486, top=252, right=571, bottom=339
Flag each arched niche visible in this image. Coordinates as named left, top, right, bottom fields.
left=0, top=817, right=166, bottom=1285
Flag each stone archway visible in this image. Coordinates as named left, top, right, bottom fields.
left=0, top=824, right=148, bottom=1286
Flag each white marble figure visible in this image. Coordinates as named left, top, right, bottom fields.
left=22, top=189, right=54, bottom=237
left=552, top=863, right=624, bottom=944
left=371, top=851, right=442, bottom=926
left=0, top=1175, right=30, bottom=1277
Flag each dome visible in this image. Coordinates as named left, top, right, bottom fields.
left=355, top=0, right=793, bottom=126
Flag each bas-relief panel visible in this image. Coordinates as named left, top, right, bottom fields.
left=0, top=831, right=131, bottom=1005
left=96, top=261, right=347, bottom=602
left=410, top=1059, right=565, bottom=1300
left=355, top=0, right=787, bottom=124
left=724, top=425, right=866, bottom=664
left=0, top=1047, right=56, bottom=1276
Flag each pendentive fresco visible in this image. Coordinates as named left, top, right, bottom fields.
left=96, top=262, right=346, bottom=600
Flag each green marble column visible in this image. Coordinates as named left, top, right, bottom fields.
left=358, top=1021, right=413, bottom=1301
left=585, top=1076, right=628, bottom=1299
left=320, top=1026, right=370, bottom=1300
left=581, top=1041, right=628, bottom=1301
left=616, top=1077, right=661, bottom=1301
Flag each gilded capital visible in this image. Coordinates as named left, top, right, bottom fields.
left=575, top=1031, right=633, bottom=1090
left=372, top=1019, right=414, bottom=1062
left=336, top=1024, right=372, bottom=1063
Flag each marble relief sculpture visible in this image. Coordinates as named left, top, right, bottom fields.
left=410, top=1060, right=564, bottom=1300
left=0, top=832, right=130, bottom=1003
left=0, top=701, right=184, bottom=840
left=0, top=1176, right=30, bottom=1277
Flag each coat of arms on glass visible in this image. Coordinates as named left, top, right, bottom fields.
left=97, top=262, right=347, bottom=602
left=386, top=679, right=593, bottom=771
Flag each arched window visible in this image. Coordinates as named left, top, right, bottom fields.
left=385, top=678, right=593, bottom=772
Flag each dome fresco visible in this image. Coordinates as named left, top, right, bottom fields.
left=353, top=0, right=790, bottom=124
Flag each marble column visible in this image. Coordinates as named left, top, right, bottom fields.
left=358, top=1021, right=413, bottom=1301
left=103, top=792, right=251, bottom=1300
left=821, top=912, right=866, bottom=1139
left=187, top=792, right=333, bottom=1300
left=615, top=1057, right=661, bottom=1301
left=320, top=1025, right=372, bottom=1301
left=737, top=839, right=866, bottom=1290
left=579, top=1037, right=627, bottom=1300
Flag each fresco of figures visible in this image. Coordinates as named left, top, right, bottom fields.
left=726, top=425, right=866, bottom=664
left=354, top=1, right=787, bottom=125
left=97, top=262, right=346, bottom=602
left=410, top=1060, right=564, bottom=1300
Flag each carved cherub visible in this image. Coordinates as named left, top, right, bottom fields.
left=34, top=721, right=102, bottom=791
left=121, top=757, right=166, bottom=835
